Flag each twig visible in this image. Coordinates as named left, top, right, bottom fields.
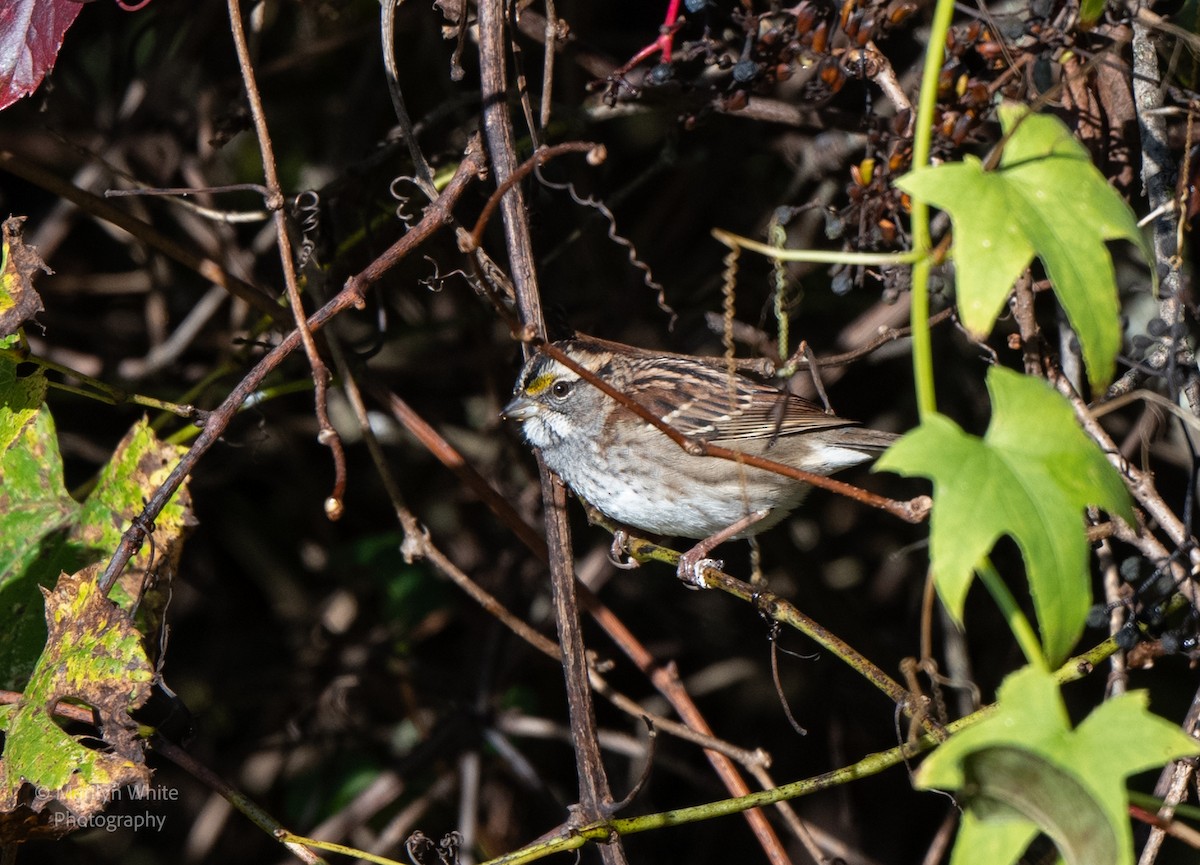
left=0, top=150, right=282, bottom=321
left=381, top=0, right=439, bottom=200
left=104, top=183, right=273, bottom=223
left=464, top=141, right=604, bottom=252
left=1049, top=367, right=1200, bottom=577
left=539, top=0, right=559, bottom=130
left=96, top=136, right=487, bottom=595
left=1138, top=681, right=1200, bottom=863
left=0, top=689, right=95, bottom=724
left=227, top=0, right=347, bottom=520
left=153, top=737, right=328, bottom=865
left=477, top=1, right=623, bottom=859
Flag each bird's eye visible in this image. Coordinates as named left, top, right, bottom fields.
left=550, top=380, right=573, bottom=399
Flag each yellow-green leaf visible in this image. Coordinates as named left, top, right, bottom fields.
left=876, top=366, right=1132, bottom=664
left=0, top=567, right=153, bottom=841
left=918, top=666, right=1200, bottom=865
left=896, top=105, right=1151, bottom=389
left=1, top=347, right=191, bottom=688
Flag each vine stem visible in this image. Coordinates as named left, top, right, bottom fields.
left=0, top=345, right=205, bottom=421
left=905, top=0, right=956, bottom=419
left=975, top=559, right=1048, bottom=670
left=711, top=228, right=918, bottom=266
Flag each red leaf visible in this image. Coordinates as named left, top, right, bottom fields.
left=0, top=0, right=83, bottom=112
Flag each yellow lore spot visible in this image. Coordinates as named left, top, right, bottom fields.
left=525, top=373, right=557, bottom=397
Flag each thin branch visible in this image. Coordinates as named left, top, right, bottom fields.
left=0, top=150, right=282, bottom=321
left=153, top=737, right=329, bottom=865
left=96, top=137, right=487, bottom=595
left=227, top=0, right=347, bottom=520
left=464, top=141, right=604, bottom=251
left=477, top=2, right=623, bottom=858
left=381, top=0, right=439, bottom=200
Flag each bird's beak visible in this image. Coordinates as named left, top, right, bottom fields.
left=501, top=393, right=536, bottom=422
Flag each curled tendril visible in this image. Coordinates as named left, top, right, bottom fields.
left=417, top=255, right=471, bottom=293
left=437, top=832, right=463, bottom=865
left=535, top=167, right=676, bottom=328
left=767, top=213, right=790, bottom=362
left=292, top=190, right=321, bottom=270
left=389, top=175, right=427, bottom=228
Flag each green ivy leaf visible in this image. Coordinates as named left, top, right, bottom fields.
left=896, top=105, right=1150, bottom=388
left=917, top=666, right=1200, bottom=865
left=876, top=366, right=1133, bottom=665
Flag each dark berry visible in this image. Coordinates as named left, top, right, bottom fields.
left=732, top=60, right=758, bottom=82
left=648, top=63, right=674, bottom=86
left=1115, top=622, right=1140, bottom=651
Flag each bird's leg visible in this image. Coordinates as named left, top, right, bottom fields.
left=748, top=536, right=766, bottom=586
left=677, top=508, right=771, bottom=589
left=580, top=500, right=645, bottom=570
left=801, top=340, right=833, bottom=414
left=608, top=529, right=641, bottom=570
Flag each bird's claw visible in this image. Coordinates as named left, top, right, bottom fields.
left=677, top=554, right=723, bottom=590
left=608, top=530, right=639, bottom=570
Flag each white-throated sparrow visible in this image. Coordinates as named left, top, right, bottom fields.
left=503, top=336, right=897, bottom=580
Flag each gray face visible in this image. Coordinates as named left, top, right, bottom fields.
left=503, top=356, right=605, bottom=454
